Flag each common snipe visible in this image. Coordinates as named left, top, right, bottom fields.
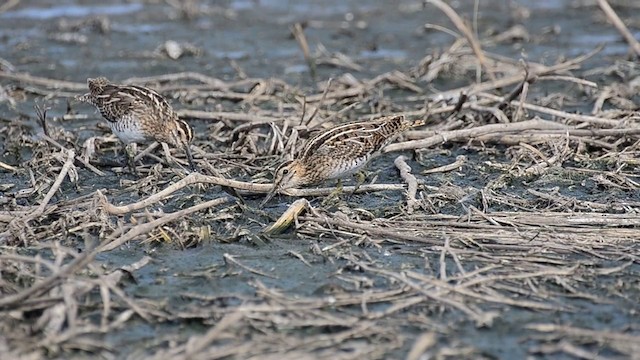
left=75, top=77, right=195, bottom=173
left=262, top=114, right=424, bottom=205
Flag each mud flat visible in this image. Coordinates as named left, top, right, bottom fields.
left=1, top=1, right=639, bottom=359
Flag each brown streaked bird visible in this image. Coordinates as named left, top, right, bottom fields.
left=75, top=77, right=195, bottom=173
left=261, top=114, right=424, bottom=205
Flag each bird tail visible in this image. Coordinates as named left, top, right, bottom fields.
left=74, top=93, right=93, bottom=104
left=409, top=118, right=427, bottom=128
left=398, top=116, right=428, bottom=130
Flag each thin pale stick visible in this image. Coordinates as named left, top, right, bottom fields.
left=597, top=0, right=640, bottom=57
left=100, top=197, right=231, bottom=251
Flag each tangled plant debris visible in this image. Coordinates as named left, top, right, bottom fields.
left=0, top=0, right=639, bottom=359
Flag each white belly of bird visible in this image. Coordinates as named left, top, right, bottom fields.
left=326, top=157, right=369, bottom=179
left=109, top=121, right=148, bottom=144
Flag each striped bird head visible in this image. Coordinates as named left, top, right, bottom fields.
left=164, top=119, right=196, bottom=171
left=75, top=77, right=111, bottom=104
left=87, top=77, right=111, bottom=95
left=170, top=119, right=194, bottom=146
left=261, top=159, right=305, bottom=206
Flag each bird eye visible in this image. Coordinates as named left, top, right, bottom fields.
left=282, top=169, right=289, bottom=175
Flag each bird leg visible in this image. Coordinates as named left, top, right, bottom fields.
left=321, top=179, right=343, bottom=207
left=160, top=142, right=197, bottom=172
left=161, top=142, right=177, bottom=166
left=346, top=171, right=367, bottom=200
left=184, top=143, right=197, bottom=172
left=124, top=143, right=139, bottom=176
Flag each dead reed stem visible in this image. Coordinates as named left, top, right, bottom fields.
left=1, top=4, right=639, bottom=358
left=596, top=0, right=640, bottom=57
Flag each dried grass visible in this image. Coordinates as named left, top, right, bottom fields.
left=1, top=1, right=639, bottom=359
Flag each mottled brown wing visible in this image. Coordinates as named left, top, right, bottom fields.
left=93, top=85, right=175, bottom=123
left=127, top=85, right=174, bottom=112
left=301, top=115, right=407, bottom=160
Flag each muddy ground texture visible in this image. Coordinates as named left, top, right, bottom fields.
left=1, top=0, right=640, bottom=359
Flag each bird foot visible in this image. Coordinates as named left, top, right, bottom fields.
left=124, top=144, right=139, bottom=176
left=345, top=171, right=367, bottom=201
left=321, top=179, right=344, bottom=207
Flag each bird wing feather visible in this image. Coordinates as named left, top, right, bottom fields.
left=93, top=85, right=176, bottom=123
left=301, top=115, right=406, bottom=160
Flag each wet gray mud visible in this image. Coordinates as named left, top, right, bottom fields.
left=1, top=0, right=640, bottom=359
